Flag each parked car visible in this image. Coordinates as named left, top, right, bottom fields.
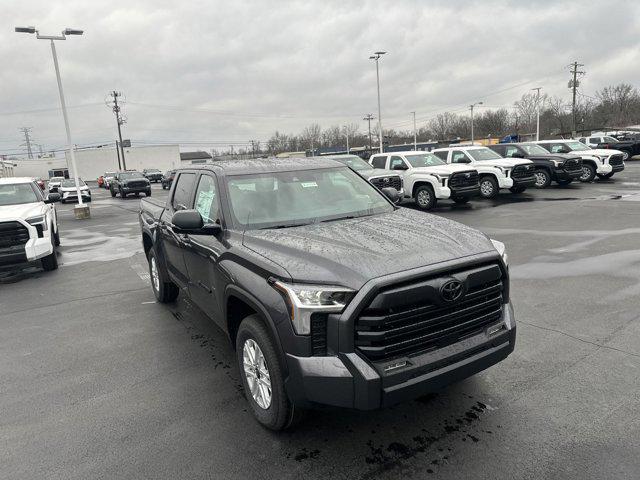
left=534, top=140, right=624, bottom=181
left=48, top=176, right=64, bottom=193
left=32, top=178, right=45, bottom=191
left=369, top=151, right=479, bottom=209
left=0, top=177, right=60, bottom=271
left=161, top=170, right=176, bottom=190
left=488, top=143, right=583, bottom=188
left=110, top=171, right=151, bottom=198
left=577, top=135, right=640, bottom=161
left=139, top=159, right=516, bottom=430
left=97, top=175, right=104, bottom=188
left=432, top=146, right=535, bottom=198
left=102, top=172, right=117, bottom=189
left=314, top=154, right=403, bottom=198
left=143, top=168, right=163, bottom=183
left=59, top=178, right=91, bottom=204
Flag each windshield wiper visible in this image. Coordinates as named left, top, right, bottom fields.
left=260, top=222, right=311, bottom=230
left=318, top=213, right=375, bottom=224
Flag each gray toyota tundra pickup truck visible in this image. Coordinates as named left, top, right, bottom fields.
left=138, top=157, right=516, bottom=430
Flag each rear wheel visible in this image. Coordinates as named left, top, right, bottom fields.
left=119, top=188, right=126, bottom=198
left=597, top=172, right=615, bottom=179
left=533, top=169, right=551, bottom=188
left=236, top=314, right=302, bottom=431
left=414, top=185, right=437, bottom=210
left=148, top=249, right=179, bottom=303
left=479, top=176, right=499, bottom=198
left=579, top=163, right=596, bottom=182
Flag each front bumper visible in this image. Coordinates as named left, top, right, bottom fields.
left=611, top=163, right=625, bottom=173
left=0, top=222, right=53, bottom=266
left=554, top=168, right=582, bottom=180
left=596, top=163, right=613, bottom=175
left=433, top=185, right=452, bottom=199
left=122, top=185, right=151, bottom=193
left=450, top=185, right=481, bottom=198
left=285, top=302, right=516, bottom=410
left=62, top=190, right=91, bottom=201
left=511, top=176, right=537, bottom=188
left=497, top=176, right=513, bottom=189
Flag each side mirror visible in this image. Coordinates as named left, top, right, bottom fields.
left=381, top=187, right=400, bottom=204
left=392, top=163, right=408, bottom=171
left=45, top=193, right=60, bottom=203
left=171, top=209, right=222, bottom=235
left=557, top=148, right=569, bottom=154
left=457, top=158, right=471, bottom=164
left=510, top=152, right=525, bottom=158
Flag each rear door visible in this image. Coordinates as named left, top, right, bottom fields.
left=159, top=171, right=197, bottom=287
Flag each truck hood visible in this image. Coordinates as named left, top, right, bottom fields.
left=478, top=159, right=533, bottom=168
left=0, top=202, right=45, bottom=221
left=575, top=148, right=624, bottom=157
left=60, top=185, right=89, bottom=192
left=411, top=164, right=475, bottom=176
left=241, top=208, right=495, bottom=289
left=359, top=168, right=400, bottom=180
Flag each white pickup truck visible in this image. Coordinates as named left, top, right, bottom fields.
left=432, top=146, right=536, bottom=198
left=369, top=151, right=479, bottom=210
left=0, top=177, right=60, bottom=271
left=534, top=139, right=625, bottom=181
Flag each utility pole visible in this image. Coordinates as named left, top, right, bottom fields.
left=107, top=91, right=127, bottom=169
left=532, top=87, right=542, bottom=141
left=411, top=111, right=417, bottom=150
left=469, top=102, right=483, bottom=143
left=19, top=127, right=34, bottom=159
left=115, top=141, right=122, bottom=170
left=568, top=61, right=585, bottom=137
left=363, top=114, right=374, bottom=153
left=369, top=51, right=386, bottom=153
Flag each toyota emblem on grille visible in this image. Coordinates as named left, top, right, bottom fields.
left=440, top=279, right=463, bottom=302
left=464, top=172, right=471, bottom=178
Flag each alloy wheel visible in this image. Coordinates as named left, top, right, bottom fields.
left=480, top=180, right=494, bottom=197
left=243, top=339, right=272, bottom=409
left=417, top=189, right=431, bottom=207
left=534, top=171, right=548, bottom=187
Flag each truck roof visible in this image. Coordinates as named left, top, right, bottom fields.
left=371, top=151, right=433, bottom=156
left=0, top=177, right=34, bottom=185
left=186, top=157, right=343, bottom=175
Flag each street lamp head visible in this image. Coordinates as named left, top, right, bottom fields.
left=63, top=28, right=83, bottom=36
left=15, top=26, right=36, bottom=34
left=374, top=51, right=386, bottom=55
left=478, top=101, right=484, bottom=105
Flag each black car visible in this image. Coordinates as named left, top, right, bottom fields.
left=110, top=171, right=151, bottom=198
left=489, top=143, right=583, bottom=188
left=143, top=168, right=163, bottom=183
left=139, top=158, right=516, bottom=431
left=161, top=170, right=176, bottom=190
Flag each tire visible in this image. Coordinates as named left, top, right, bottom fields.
left=236, top=314, right=302, bottom=431
left=557, top=179, right=573, bottom=186
left=41, top=235, right=58, bottom=271
left=110, top=188, right=116, bottom=197
left=533, top=169, right=551, bottom=189
left=597, top=172, right=615, bottom=179
left=148, top=249, right=179, bottom=303
left=479, top=176, right=499, bottom=199
left=134, top=192, right=140, bottom=197
left=621, top=151, right=630, bottom=161
left=509, top=186, right=527, bottom=193
left=60, top=199, right=66, bottom=204
left=452, top=196, right=470, bottom=204
left=119, top=188, right=126, bottom=198
left=162, top=184, right=166, bottom=190
left=53, top=227, right=60, bottom=247
left=579, top=163, right=596, bottom=182
left=146, top=190, right=152, bottom=197
left=414, top=185, right=437, bottom=210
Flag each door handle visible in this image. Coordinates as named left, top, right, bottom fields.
left=179, top=233, right=191, bottom=244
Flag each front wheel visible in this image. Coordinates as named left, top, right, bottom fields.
left=148, top=249, right=179, bottom=303
left=533, top=169, right=551, bottom=188
left=41, top=236, right=58, bottom=271
left=597, top=172, right=615, bottom=179
left=479, top=176, right=499, bottom=198
left=119, top=188, right=126, bottom=198
left=414, top=185, right=437, bottom=210
left=110, top=188, right=116, bottom=197
left=145, top=190, right=152, bottom=197
left=236, top=315, right=302, bottom=431
left=579, top=163, right=596, bottom=182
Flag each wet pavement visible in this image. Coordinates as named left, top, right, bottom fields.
left=1, top=164, right=639, bottom=479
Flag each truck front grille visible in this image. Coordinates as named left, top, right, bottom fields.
left=369, top=176, right=402, bottom=192
left=563, top=158, right=582, bottom=171
left=449, top=170, right=479, bottom=188
left=609, top=154, right=624, bottom=166
left=127, top=181, right=148, bottom=188
left=0, top=221, right=30, bottom=248
left=511, top=164, right=535, bottom=179
left=355, top=263, right=504, bottom=362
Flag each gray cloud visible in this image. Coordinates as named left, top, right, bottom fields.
left=1, top=0, right=639, bottom=154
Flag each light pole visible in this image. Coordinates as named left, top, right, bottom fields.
left=16, top=26, right=89, bottom=218
left=411, top=111, right=417, bottom=150
left=469, top=101, right=483, bottom=143
left=532, top=87, right=542, bottom=141
left=369, top=51, right=386, bottom=153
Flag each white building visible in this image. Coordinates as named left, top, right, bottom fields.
left=0, top=159, right=15, bottom=178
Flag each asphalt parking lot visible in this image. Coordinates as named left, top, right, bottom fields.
left=2, top=165, right=640, bottom=480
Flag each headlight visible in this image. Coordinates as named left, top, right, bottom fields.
left=26, top=214, right=48, bottom=231
left=490, top=239, right=508, bottom=266
left=270, top=280, right=355, bottom=335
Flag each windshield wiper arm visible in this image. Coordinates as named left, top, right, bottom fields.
left=260, top=222, right=311, bottom=230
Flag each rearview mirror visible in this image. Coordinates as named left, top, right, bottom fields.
left=381, top=187, right=400, bottom=204
left=45, top=193, right=60, bottom=203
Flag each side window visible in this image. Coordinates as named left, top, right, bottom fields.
left=371, top=155, right=387, bottom=169
left=433, top=151, right=448, bottom=161
left=549, top=144, right=564, bottom=153
left=578, top=138, right=586, bottom=144
left=194, top=175, right=219, bottom=223
left=389, top=156, right=406, bottom=170
left=172, top=172, right=197, bottom=210
left=504, top=146, right=519, bottom=157
left=451, top=150, right=470, bottom=163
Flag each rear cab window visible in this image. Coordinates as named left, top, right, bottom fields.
left=172, top=172, right=197, bottom=210
left=370, top=155, right=387, bottom=169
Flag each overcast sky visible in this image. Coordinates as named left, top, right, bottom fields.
left=1, top=0, right=639, bottom=156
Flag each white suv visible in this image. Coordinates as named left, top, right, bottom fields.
left=369, top=151, right=479, bottom=210
left=0, top=177, right=60, bottom=271
left=432, top=146, right=535, bottom=198
left=535, top=140, right=625, bottom=181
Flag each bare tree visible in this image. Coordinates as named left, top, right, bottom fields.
left=428, top=112, right=457, bottom=141
left=301, top=123, right=322, bottom=154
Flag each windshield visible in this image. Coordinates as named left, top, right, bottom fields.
left=227, top=167, right=394, bottom=229
left=520, top=144, right=551, bottom=155
left=61, top=179, right=86, bottom=187
left=404, top=153, right=445, bottom=167
left=120, top=172, right=145, bottom=179
left=0, top=183, right=40, bottom=206
left=468, top=148, right=503, bottom=161
left=565, top=141, right=589, bottom=151
left=146, top=169, right=161, bottom=173
left=331, top=156, right=372, bottom=171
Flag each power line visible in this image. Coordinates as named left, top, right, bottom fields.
left=0, top=102, right=104, bottom=116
